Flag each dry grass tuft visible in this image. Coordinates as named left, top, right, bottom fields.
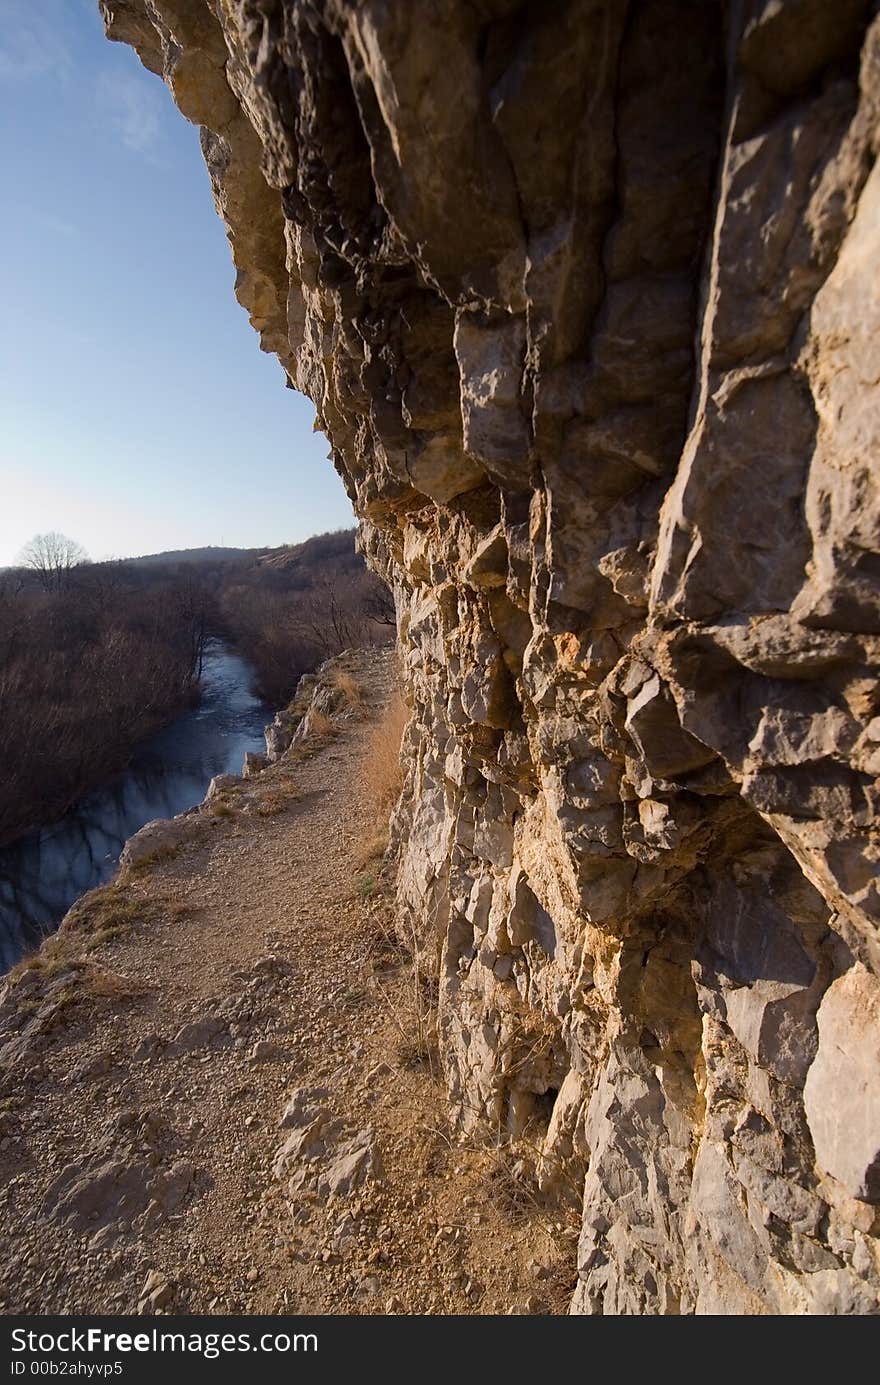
left=395, top=1018, right=439, bottom=1071
left=63, top=883, right=143, bottom=932
left=364, top=688, right=407, bottom=820
left=86, top=924, right=127, bottom=950
left=97, top=895, right=144, bottom=928
left=127, top=843, right=181, bottom=873
left=478, top=1147, right=546, bottom=1225
left=287, top=742, right=317, bottom=764
left=80, top=893, right=146, bottom=952
left=77, top=966, right=143, bottom=1002
left=11, top=885, right=149, bottom=977
left=475, top=1134, right=584, bottom=1240
left=354, top=831, right=389, bottom=870
left=13, top=949, right=83, bottom=981
left=10, top=949, right=142, bottom=1017
left=367, top=904, right=440, bottom=1080
left=329, top=667, right=363, bottom=706
left=256, top=779, right=301, bottom=817
left=308, top=708, right=337, bottom=738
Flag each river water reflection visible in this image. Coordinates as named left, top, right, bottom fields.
left=0, top=641, right=271, bottom=972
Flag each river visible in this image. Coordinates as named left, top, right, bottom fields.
left=0, top=640, right=272, bottom=973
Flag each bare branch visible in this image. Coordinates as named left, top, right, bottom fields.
left=17, top=532, right=89, bottom=593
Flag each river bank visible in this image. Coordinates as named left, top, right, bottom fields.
left=0, top=640, right=271, bottom=971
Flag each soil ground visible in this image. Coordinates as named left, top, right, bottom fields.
left=0, top=649, right=578, bottom=1316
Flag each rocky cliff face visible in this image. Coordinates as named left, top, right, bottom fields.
left=102, top=0, right=880, bottom=1313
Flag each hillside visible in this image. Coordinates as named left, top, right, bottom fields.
left=125, top=529, right=360, bottom=572
left=256, top=530, right=360, bottom=570
left=126, top=546, right=252, bottom=567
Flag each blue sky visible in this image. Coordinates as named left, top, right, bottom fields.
left=0, top=0, right=353, bottom=566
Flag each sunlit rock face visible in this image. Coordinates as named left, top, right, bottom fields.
left=103, top=0, right=880, bottom=1314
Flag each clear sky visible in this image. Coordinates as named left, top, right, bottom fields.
left=0, top=0, right=354, bottom=566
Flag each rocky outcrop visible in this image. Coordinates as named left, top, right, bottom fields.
left=102, top=1, right=880, bottom=1314
left=264, top=651, right=362, bottom=759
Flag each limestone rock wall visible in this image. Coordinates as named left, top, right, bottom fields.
left=101, top=0, right=880, bottom=1313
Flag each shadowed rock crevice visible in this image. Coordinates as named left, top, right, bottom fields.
left=101, top=0, right=880, bottom=1314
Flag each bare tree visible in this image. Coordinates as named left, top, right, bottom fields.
left=169, top=572, right=212, bottom=682
left=17, top=532, right=89, bottom=593
left=363, top=577, right=396, bottom=627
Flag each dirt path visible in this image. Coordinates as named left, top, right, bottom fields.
left=0, top=649, right=577, bottom=1316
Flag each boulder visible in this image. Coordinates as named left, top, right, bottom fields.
left=804, top=965, right=880, bottom=1203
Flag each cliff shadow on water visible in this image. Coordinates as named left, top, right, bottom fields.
left=0, top=640, right=270, bottom=972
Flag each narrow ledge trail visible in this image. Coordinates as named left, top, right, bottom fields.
left=0, top=649, right=576, bottom=1316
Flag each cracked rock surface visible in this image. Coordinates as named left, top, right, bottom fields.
left=100, top=1, right=880, bottom=1313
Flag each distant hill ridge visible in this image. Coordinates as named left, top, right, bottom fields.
left=126, top=545, right=251, bottom=566
left=123, top=529, right=359, bottom=569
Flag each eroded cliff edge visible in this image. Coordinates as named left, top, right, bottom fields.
left=101, top=0, right=880, bottom=1313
